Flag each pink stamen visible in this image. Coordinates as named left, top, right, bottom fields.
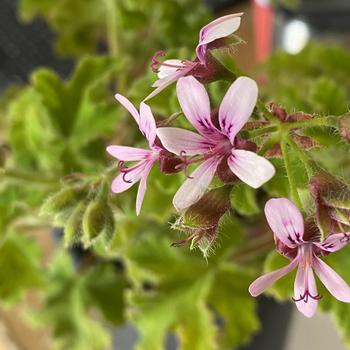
left=151, top=50, right=189, bottom=72
left=119, top=162, right=145, bottom=184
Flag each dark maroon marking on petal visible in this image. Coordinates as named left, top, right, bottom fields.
left=287, top=235, right=296, bottom=245
left=341, top=233, right=350, bottom=243
left=292, top=291, right=322, bottom=303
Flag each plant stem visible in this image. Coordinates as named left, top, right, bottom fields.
left=285, top=116, right=335, bottom=130
left=104, top=0, right=119, bottom=58
left=286, top=136, right=315, bottom=178
left=0, top=168, right=58, bottom=185
left=280, top=140, right=303, bottom=209
left=247, top=125, right=278, bottom=139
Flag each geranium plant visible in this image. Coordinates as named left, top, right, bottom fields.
left=0, top=1, right=350, bottom=349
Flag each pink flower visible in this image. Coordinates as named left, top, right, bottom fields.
left=146, top=13, right=243, bottom=100
left=156, top=76, right=275, bottom=211
left=106, top=94, right=161, bottom=216
left=249, top=198, right=350, bottom=318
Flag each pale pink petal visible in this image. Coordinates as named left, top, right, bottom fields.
left=263, top=198, right=304, bottom=249
left=106, top=145, right=150, bottom=161
left=144, top=66, right=193, bottom=101
left=157, top=59, right=186, bottom=79
left=111, top=162, right=146, bottom=193
left=115, top=94, right=139, bottom=124
left=196, top=13, right=243, bottom=63
left=249, top=257, right=298, bottom=297
left=219, top=77, right=258, bottom=143
left=294, top=265, right=318, bottom=318
left=173, top=156, right=222, bottom=211
left=135, top=160, right=155, bottom=216
left=139, top=103, right=156, bottom=147
left=314, top=232, right=350, bottom=253
left=313, top=256, right=350, bottom=303
left=176, top=76, right=220, bottom=140
left=228, top=150, right=275, bottom=188
left=156, top=127, right=214, bottom=156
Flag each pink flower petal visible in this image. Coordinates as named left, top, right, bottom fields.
left=115, top=94, right=139, bottom=124
left=176, top=76, right=220, bottom=140
left=228, top=150, right=275, bottom=188
left=264, top=198, right=304, bottom=249
left=196, top=13, right=243, bottom=63
left=136, top=160, right=155, bottom=216
left=106, top=145, right=150, bottom=161
left=139, top=102, right=156, bottom=147
left=294, top=265, right=318, bottom=318
left=249, top=257, right=298, bottom=297
left=313, top=256, right=350, bottom=303
left=157, top=59, right=186, bottom=79
left=145, top=66, right=193, bottom=101
left=219, top=77, right=258, bottom=143
left=111, top=162, right=146, bottom=193
left=173, top=156, right=222, bottom=211
left=156, top=127, right=214, bottom=156
left=314, top=232, right=350, bottom=253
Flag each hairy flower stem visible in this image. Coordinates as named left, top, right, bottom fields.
left=286, top=135, right=316, bottom=178
left=247, top=125, right=277, bottom=138
left=0, top=168, right=58, bottom=185
left=284, top=116, right=335, bottom=131
left=280, top=140, right=303, bottom=210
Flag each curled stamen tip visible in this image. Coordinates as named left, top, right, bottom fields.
left=122, top=172, right=133, bottom=184
left=151, top=50, right=166, bottom=72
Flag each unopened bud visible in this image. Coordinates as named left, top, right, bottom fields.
left=172, top=185, right=232, bottom=257
left=269, top=102, right=287, bottom=121
left=40, top=186, right=85, bottom=217
left=339, top=113, right=350, bottom=143
left=82, top=200, right=115, bottom=248
left=64, top=201, right=87, bottom=247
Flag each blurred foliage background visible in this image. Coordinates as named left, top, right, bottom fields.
left=0, top=0, right=350, bottom=349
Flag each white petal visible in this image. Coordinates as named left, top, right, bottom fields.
left=313, top=256, right=350, bottom=303
left=115, top=94, right=139, bottom=124
left=249, top=257, right=298, bottom=297
left=219, top=77, right=258, bottom=143
left=139, top=103, right=156, bottom=146
left=156, top=127, right=214, bottom=156
left=176, top=76, right=220, bottom=140
left=227, top=149, right=275, bottom=188
left=106, top=145, right=150, bottom=161
left=264, top=198, right=305, bottom=249
left=173, top=157, right=221, bottom=211
left=294, top=265, right=318, bottom=318
left=196, top=13, right=243, bottom=62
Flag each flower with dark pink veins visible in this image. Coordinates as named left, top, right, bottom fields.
left=106, top=94, right=161, bottom=215
left=156, top=75, right=275, bottom=211
left=146, top=13, right=243, bottom=100
left=249, top=198, right=350, bottom=318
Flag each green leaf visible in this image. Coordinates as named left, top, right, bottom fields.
left=230, top=184, right=260, bottom=216
left=310, top=78, right=348, bottom=116
left=37, top=250, right=127, bottom=350
left=0, top=233, right=42, bottom=302
left=125, top=231, right=259, bottom=350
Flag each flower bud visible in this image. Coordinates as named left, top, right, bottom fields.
left=310, top=171, right=350, bottom=236
left=40, top=186, right=86, bottom=217
left=82, top=200, right=115, bottom=248
left=339, top=113, right=350, bottom=143
left=172, top=185, right=231, bottom=257
left=64, top=201, right=87, bottom=247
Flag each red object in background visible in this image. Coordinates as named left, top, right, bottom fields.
left=253, top=0, right=274, bottom=62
